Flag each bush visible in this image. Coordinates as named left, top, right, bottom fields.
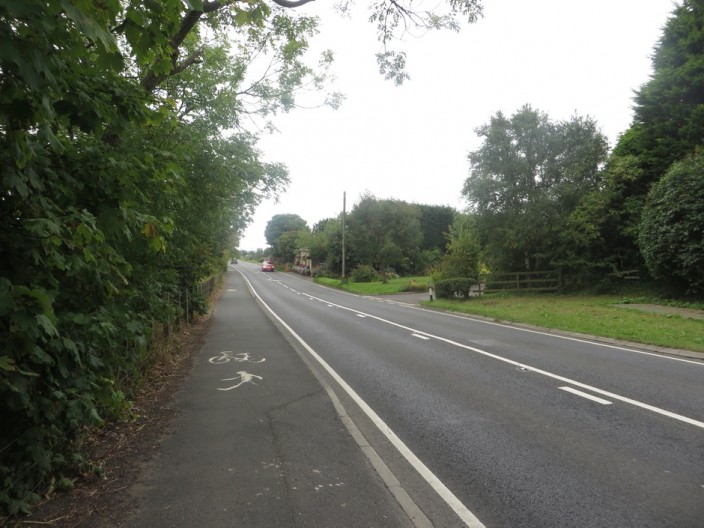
left=350, top=264, right=379, bottom=283
left=435, top=278, right=476, bottom=300
left=639, top=153, right=704, bottom=295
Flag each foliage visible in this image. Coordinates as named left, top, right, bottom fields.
left=558, top=153, right=647, bottom=285
left=411, top=248, right=444, bottom=275
left=318, top=218, right=346, bottom=275
left=264, top=214, right=308, bottom=246
left=0, top=0, right=330, bottom=515
left=0, top=0, right=485, bottom=504
left=434, top=278, right=476, bottom=300
left=462, top=105, right=609, bottom=274
left=417, top=204, right=456, bottom=252
left=264, top=213, right=309, bottom=261
left=366, top=0, right=483, bottom=84
left=437, top=214, right=481, bottom=281
left=601, top=0, right=704, bottom=268
left=638, top=153, right=704, bottom=295
left=350, top=264, right=380, bottom=283
left=346, top=194, right=422, bottom=278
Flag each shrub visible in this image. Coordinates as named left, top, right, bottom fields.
left=435, top=278, right=476, bottom=300
left=639, top=153, right=704, bottom=295
left=350, top=264, right=379, bottom=283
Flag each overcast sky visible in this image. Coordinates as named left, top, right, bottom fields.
left=239, top=0, right=676, bottom=250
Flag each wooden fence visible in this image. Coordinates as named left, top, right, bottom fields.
left=482, top=270, right=563, bottom=293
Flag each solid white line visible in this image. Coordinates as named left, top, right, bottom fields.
left=412, top=333, right=431, bottom=340
left=559, top=386, right=612, bottom=405
left=239, top=272, right=485, bottom=528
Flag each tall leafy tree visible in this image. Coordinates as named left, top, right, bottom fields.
left=417, top=204, right=456, bottom=252
left=346, top=195, right=422, bottom=277
left=264, top=214, right=308, bottom=261
left=599, top=0, right=704, bottom=270
left=462, top=105, right=608, bottom=273
left=265, top=214, right=308, bottom=246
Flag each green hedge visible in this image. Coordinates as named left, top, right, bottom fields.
left=434, top=278, right=476, bottom=300
left=350, top=264, right=379, bottom=283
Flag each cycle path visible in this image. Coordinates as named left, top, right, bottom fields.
left=117, top=269, right=415, bottom=527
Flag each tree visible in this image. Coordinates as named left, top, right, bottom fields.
left=318, top=218, right=346, bottom=275
left=438, top=214, right=481, bottom=280
left=601, top=0, right=704, bottom=269
left=0, top=0, right=486, bottom=515
left=141, top=0, right=483, bottom=89
left=264, top=214, right=308, bottom=261
left=462, top=105, right=609, bottom=273
left=638, top=153, right=704, bottom=295
left=417, top=204, right=456, bottom=252
left=346, top=195, right=422, bottom=278
left=264, top=214, right=308, bottom=247
left=306, top=218, right=339, bottom=268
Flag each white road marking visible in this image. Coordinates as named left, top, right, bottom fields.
left=209, top=351, right=266, bottom=364
left=286, top=288, right=704, bottom=430
left=559, top=386, right=612, bottom=405
left=405, top=304, right=704, bottom=366
left=239, top=272, right=485, bottom=528
left=218, top=371, right=263, bottom=391
left=412, top=333, right=431, bottom=340
left=356, top=314, right=367, bottom=318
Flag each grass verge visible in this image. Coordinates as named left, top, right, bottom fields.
left=422, top=293, right=704, bottom=353
left=313, top=276, right=703, bottom=352
left=315, top=276, right=430, bottom=295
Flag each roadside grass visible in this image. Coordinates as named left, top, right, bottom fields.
left=312, top=275, right=703, bottom=352
left=423, top=293, right=704, bottom=353
left=315, top=276, right=430, bottom=295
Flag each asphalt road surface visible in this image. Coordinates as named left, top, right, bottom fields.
left=235, top=262, right=704, bottom=528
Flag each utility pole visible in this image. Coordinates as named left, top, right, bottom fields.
left=341, top=191, right=346, bottom=280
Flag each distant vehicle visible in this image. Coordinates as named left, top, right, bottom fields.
left=231, top=258, right=238, bottom=264
left=261, top=261, right=274, bottom=272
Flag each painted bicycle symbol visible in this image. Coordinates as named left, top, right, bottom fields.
left=209, top=351, right=266, bottom=365
left=218, top=371, right=263, bottom=391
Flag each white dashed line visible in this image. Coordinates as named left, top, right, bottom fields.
left=559, top=386, right=612, bottom=405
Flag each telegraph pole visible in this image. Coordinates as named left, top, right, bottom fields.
left=341, top=191, right=346, bottom=280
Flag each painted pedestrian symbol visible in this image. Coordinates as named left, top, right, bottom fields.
left=218, top=371, right=263, bottom=391
left=209, top=351, right=266, bottom=365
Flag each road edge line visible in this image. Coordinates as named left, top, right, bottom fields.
left=236, top=268, right=484, bottom=528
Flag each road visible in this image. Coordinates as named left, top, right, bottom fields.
left=239, top=262, right=704, bottom=528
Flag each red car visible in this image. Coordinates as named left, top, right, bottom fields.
left=261, top=261, right=275, bottom=272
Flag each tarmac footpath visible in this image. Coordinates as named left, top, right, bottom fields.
left=118, top=269, right=418, bottom=528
